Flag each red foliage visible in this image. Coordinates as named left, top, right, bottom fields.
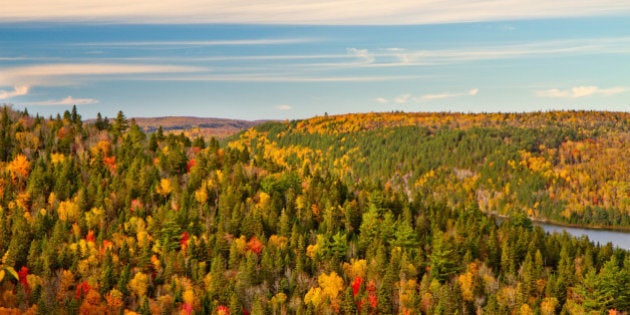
left=103, top=156, right=116, bottom=172
left=76, top=281, right=91, bottom=299
left=99, top=240, right=113, bottom=257
left=130, top=199, right=143, bottom=212
left=181, top=302, right=193, bottom=315
left=366, top=280, right=377, bottom=309
left=247, top=236, right=264, bottom=255
left=217, top=305, right=229, bottom=315
left=86, top=230, right=96, bottom=243
left=18, top=266, right=29, bottom=291
left=186, top=159, right=196, bottom=172
left=180, top=231, right=190, bottom=252
left=351, top=276, right=363, bottom=297
left=242, top=308, right=250, bottom=315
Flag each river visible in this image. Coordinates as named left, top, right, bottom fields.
left=537, top=222, right=630, bottom=251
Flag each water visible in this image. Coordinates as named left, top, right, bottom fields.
left=537, top=222, right=630, bottom=251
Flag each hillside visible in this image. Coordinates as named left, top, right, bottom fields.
left=233, top=111, right=630, bottom=228
left=0, top=107, right=628, bottom=314
left=113, top=116, right=266, bottom=140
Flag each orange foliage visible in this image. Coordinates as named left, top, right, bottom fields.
left=247, top=236, right=264, bottom=255
left=7, top=154, right=30, bottom=182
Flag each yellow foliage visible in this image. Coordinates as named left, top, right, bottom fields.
left=105, top=289, right=124, bottom=309
left=306, top=244, right=318, bottom=259
left=85, top=207, right=104, bottom=229
left=50, top=153, right=66, bottom=164
left=7, top=154, right=30, bottom=182
left=57, top=199, right=80, bottom=222
left=156, top=178, right=173, bottom=196
left=203, top=273, right=213, bottom=292
left=304, top=287, right=324, bottom=308
left=268, top=235, right=288, bottom=249
left=194, top=184, right=208, bottom=204
left=318, top=271, right=344, bottom=300
left=182, top=289, right=194, bottom=304
left=48, top=192, right=57, bottom=206
left=342, top=259, right=368, bottom=279
left=398, top=279, right=418, bottom=309
left=128, top=272, right=149, bottom=298
left=234, top=235, right=248, bottom=253
left=457, top=271, right=475, bottom=302
left=271, top=292, right=287, bottom=305
left=258, top=191, right=270, bottom=206
left=496, top=286, right=517, bottom=310
left=540, top=297, right=558, bottom=315
left=137, top=231, right=150, bottom=248
left=151, top=255, right=161, bottom=269
left=519, top=303, right=534, bottom=315
left=304, top=271, right=344, bottom=310
left=91, top=140, right=112, bottom=156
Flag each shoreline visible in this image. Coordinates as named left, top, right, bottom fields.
left=487, top=212, right=630, bottom=233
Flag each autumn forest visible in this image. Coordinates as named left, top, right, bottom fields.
left=0, top=107, right=629, bottom=314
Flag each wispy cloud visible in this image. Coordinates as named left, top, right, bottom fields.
left=29, top=96, right=99, bottom=106
left=2, top=1, right=628, bottom=24
left=137, top=74, right=421, bottom=83
left=420, top=88, right=479, bottom=101
left=0, top=63, right=202, bottom=86
left=536, top=86, right=628, bottom=98
left=378, top=88, right=479, bottom=104
left=276, top=105, right=292, bottom=111
left=358, top=37, right=630, bottom=68
left=347, top=48, right=375, bottom=64
left=77, top=38, right=317, bottom=47
left=394, top=94, right=412, bottom=104
left=0, top=85, right=30, bottom=100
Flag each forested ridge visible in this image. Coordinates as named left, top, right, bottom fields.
left=0, top=106, right=628, bottom=314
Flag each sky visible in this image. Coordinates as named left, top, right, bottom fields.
left=1, top=1, right=630, bottom=120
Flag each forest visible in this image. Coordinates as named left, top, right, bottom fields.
left=0, top=106, right=628, bottom=314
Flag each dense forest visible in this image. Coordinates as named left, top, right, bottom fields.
left=0, top=106, right=628, bottom=314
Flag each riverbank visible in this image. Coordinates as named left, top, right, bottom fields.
left=487, top=212, right=630, bottom=233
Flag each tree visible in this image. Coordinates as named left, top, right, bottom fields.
left=429, top=230, right=460, bottom=282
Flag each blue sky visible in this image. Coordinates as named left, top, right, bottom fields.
left=1, top=1, right=629, bottom=120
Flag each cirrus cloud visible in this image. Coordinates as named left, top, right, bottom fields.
left=0, top=85, right=30, bottom=100
left=276, top=104, right=292, bottom=111
left=420, top=88, right=479, bottom=101
left=536, top=86, right=627, bottom=98
left=0, top=63, right=202, bottom=86
left=28, top=96, right=99, bottom=106
left=1, top=1, right=629, bottom=25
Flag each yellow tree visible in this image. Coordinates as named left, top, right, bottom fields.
left=304, top=271, right=344, bottom=312
left=7, top=154, right=30, bottom=184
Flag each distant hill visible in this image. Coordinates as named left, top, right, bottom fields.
left=129, top=116, right=269, bottom=139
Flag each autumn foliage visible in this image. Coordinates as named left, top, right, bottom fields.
left=0, top=106, right=628, bottom=314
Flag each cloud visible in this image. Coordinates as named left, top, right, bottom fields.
left=394, top=94, right=412, bottom=104
left=536, top=86, right=627, bottom=98
left=341, top=37, right=630, bottom=69
left=276, top=104, right=292, bottom=111
left=138, top=74, right=421, bottom=83
left=378, top=88, right=479, bottom=104
left=1, top=1, right=628, bottom=24
left=347, top=48, right=375, bottom=64
left=0, top=63, right=202, bottom=86
left=29, top=96, right=99, bottom=106
left=77, top=38, right=317, bottom=47
left=0, top=85, right=30, bottom=100
left=419, top=88, right=479, bottom=101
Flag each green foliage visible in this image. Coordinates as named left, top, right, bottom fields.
left=0, top=107, right=627, bottom=313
